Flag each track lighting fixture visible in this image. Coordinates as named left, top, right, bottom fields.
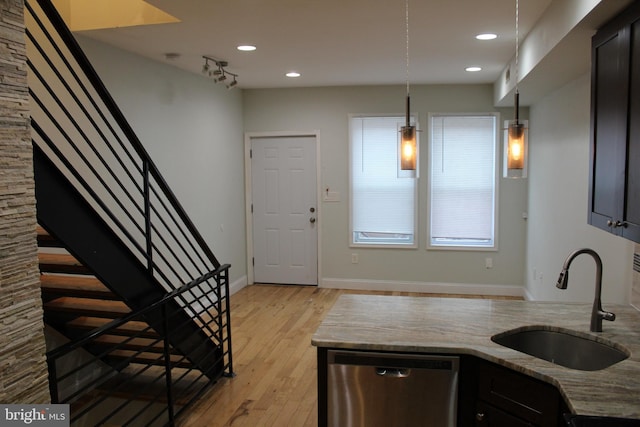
left=202, top=55, right=239, bottom=88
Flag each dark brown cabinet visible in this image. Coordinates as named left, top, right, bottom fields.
left=589, top=1, right=640, bottom=243
left=469, top=358, right=566, bottom=427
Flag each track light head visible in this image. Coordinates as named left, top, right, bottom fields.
left=202, top=56, right=238, bottom=86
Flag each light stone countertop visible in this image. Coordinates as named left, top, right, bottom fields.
left=311, top=294, right=640, bottom=418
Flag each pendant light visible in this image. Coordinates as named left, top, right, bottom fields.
left=398, top=0, right=418, bottom=178
left=504, top=0, right=528, bottom=179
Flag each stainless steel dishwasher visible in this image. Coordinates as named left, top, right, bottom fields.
left=327, top=350, right=459, bottom=427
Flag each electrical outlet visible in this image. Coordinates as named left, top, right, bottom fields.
left=351, top=253, right=359, bottom=264
left=485, top=257, right=493, bottom=269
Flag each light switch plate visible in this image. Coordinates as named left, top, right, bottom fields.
left=324, top=191, right=340, bottom=202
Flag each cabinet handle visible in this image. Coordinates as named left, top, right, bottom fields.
left=475, top=412, right=486, bottom=422
left=607, top=220, right=628, bottom=228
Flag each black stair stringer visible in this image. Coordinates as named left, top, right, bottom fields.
left=34, top=145, right=223, bottom=380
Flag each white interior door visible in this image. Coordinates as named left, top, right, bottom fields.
left=251, top=135, right=318, bottom=285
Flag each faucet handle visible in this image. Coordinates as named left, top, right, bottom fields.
left=600, top=310, right=616, bottom=322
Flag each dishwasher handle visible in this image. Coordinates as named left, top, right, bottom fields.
left=375, top=367, right=411, bottom=378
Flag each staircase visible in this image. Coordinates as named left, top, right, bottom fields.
left=26, top=0, right=233, bottom=424
left=37, top=217, right=230, bottom=425
left=38, top=225, right=160, bottom=367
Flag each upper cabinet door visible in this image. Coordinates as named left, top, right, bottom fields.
left=589, top=2, right=640, bottom=244
left=624, top=17, right=640, bottom=242
left=589, top=26, right=629, bottom=231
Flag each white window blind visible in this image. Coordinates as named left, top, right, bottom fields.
left=350, top=116, right=416, bottom=246
left=429, top=114, right=497, bottom=248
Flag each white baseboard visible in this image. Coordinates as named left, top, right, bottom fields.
left=320, top=278, right=524, bottom=298
left=228, top=275, right=248, bottom=296
left=522, top=286, right=535, bottom=301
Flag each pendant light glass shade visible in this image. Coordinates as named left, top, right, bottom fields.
left=399, top=124, right=418, bottom=178
left=400, top=125, right=417, bottom=170
left=504, top=119, right=528, bottom=178
left=398, top=95, right=418, bottom=178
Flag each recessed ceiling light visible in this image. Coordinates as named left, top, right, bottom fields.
left=465, top=66, right=482, bottom=72
left=476, top=33, right=497, bottom=40
left=285, top=72, right=301, bottom=78
left=237, top=45, right=257, bottom=51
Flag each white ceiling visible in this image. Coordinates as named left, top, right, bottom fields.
left=73, top=0, right=629, bottom=98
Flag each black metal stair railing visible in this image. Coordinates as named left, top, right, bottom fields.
left=45, top=266, right=230, bottom=426
left=25, top=0, right=222, bottom=296
left=24, top=0, right=234, bottom=423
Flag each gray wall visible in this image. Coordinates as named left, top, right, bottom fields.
left=244, top=85, right=528, bottom=295
left=526, top=73, right=634, bottom=303
left=77, top=36, right=248, bottom=290
left=76, top=37, right=636, bottom=304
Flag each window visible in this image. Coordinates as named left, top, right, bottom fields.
left=350, top=115, right=417, bottom=246
left=429, top=114, right=498, bottom=249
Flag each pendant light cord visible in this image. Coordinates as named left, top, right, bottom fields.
left=514, top=0, right=520, bottom=122
left=405, top=0, right=411, bottom=127
left=405, top=0, right=410, bottom=97
left=515, top=0, right=519, bottom=86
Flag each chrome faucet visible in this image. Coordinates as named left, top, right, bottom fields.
left=556, top=248, right=616, bottom=332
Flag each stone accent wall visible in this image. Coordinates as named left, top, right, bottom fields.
left=0, top=0, right=50, bottom=403
left=632, top=244, right=640, bottom=310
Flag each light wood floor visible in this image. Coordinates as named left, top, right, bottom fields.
left=178, top=285, right=520, bottom=427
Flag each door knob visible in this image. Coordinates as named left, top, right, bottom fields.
left=309, top=217, right=316, bottom=223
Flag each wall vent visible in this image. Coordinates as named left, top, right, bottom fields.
left=634, top=252, right=640, bottom=273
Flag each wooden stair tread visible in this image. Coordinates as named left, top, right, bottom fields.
left=67, top=316, right=159, bottom=338
left=36, top=226, right=61, bottom=248
left=108, top=350, right=192, bottom=368
left=40, top=275, right=117, bottom=299
left=38, top=252, right=82, bottom=266
left=45, top=297, right=130, bottom=317
left=93, top=335, right=167, bottom=353
left=112, top=367, right=206, bottom=404
left=38, top=253, right=90, bottom=274
left=77, top=367, right=206, bottom=406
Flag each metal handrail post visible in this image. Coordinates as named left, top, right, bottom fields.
left=222, top=268, right=234, bottom=377
left=143, top=160, right=153, bottom=274
left=162, top=304, right=175, bottom=426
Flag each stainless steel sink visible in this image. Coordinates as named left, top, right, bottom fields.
left=491, top=326, right=629, bottom=371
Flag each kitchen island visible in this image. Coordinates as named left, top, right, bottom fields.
left=312, top=295, right=640, bottom=423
